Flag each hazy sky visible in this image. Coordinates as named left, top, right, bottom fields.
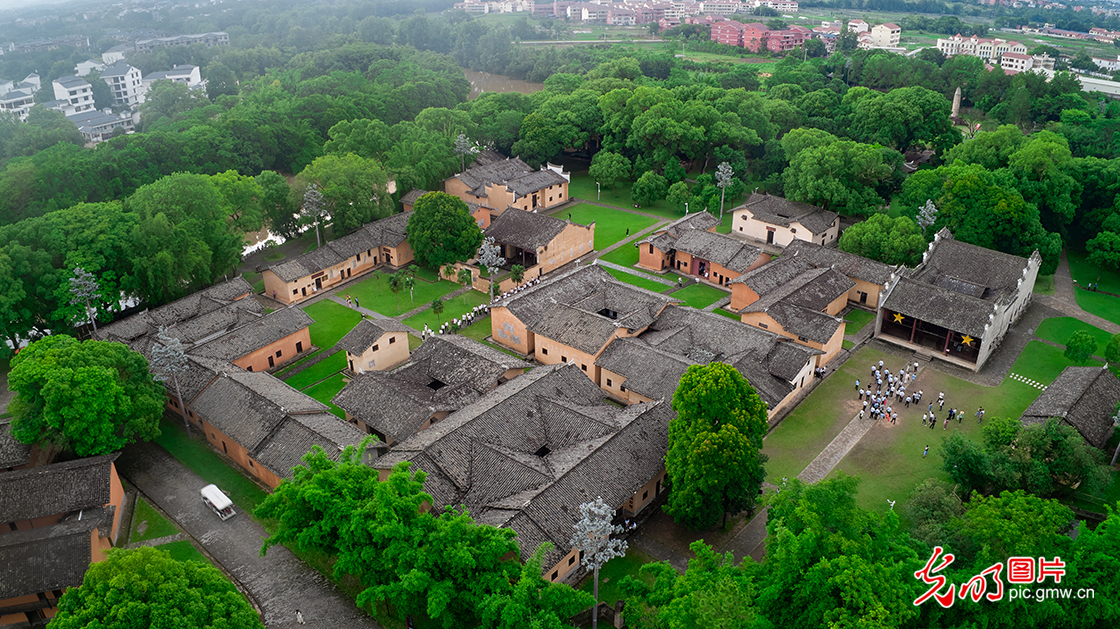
left=0, top=0, right=76, bottom=12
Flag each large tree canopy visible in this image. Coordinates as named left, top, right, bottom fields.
left=406, top=191, right=484, bottom=269
left=8, top=335, right=165, bottom=456
left=838, top=213, right=927, bottom=267
left=51, top=547, right=263, bottom=629
left=296, top=153, right=394, bottom=234
left=664, top=363, right=768, bottom=530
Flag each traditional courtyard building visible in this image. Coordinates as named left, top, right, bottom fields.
left=483, top=207, right=595, bottom=278
left=637, top=212, right=769, bottom=285
left=876, top=228, right=1040, bottom=371
left=1020, top=366, right=1120, bottom=448
left=729, top=256, right=853, bottom=366
left=732, top=193, right=840, bottom=247
left=374, top=364, right=673, bottom=584
left=781, top=239, right=895, bottom=308
left=443, top=151, right=570, bottom=215
left=337, top=318, right=413, bottom=374
left=333, top=334, right=530, bottom=444
left=262, top=212, right=413, bottom=305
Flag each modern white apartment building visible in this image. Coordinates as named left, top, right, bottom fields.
left=100, top=61, right=146, bottom=107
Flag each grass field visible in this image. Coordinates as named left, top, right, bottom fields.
left=404, top=290, right=489, bottom=333
left=156, top=539, right=209, bottom=564
left=130, top=497, right=179, bottom=543
left=826, top=342, right=1088, bottom=515
left=302, top=373, right=347, bottom=418
left=302, top=300, right=363, bottom=348
left=1033, top=274, right=1055, bottom=295
left=598, top=239, right=641, bottom=267
left=577, top=547, right=657, bottom=607
left=714, top=308, right=740, bottom=320
left=346, top=272, right=457, bottom=317
left=1034, top=317, right=1112, bottom=359
left=459, top=316, right=492, bottom=343
left=153, top=416, right=269, bottom=515
left=843, top=309, right=876, bottom=335
left=274, top=348, right=322, bottom=379
left=669, top=283, right=727, bottom=309
left=283, top=351, right=346, bottom=390
left=240, top=270, right=264, bottom=294
left=559, top=203, right=659, bottom=252
left=603, top=267, right=671, bottom=293
left=1067, top=248, right=1120, bottom=326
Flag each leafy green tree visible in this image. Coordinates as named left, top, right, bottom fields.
left=51, top=547, right=263, bottom=629
left=387, top=271, right=406, bottom=314
left=850, top=86, right=960, bottom=152
left=620, top=540, right=762, bottom=629
left=951, top=490, right=1073, bottom=565
left=323, top=118, right=392, bottom=161
left=588, top=150, right=632, bottom=189
left=1066, top=330, right=1098, bottom=364
left=296, top=153, right=394, bottom=234
left=478, top=542, right=594, bottom=629
left=126, top=173, right=243, bottom=304
left=138, top=81, right=209, bottom=131
left=204, top=61, right=238, bottom=101
left=944, top=124, right=1027, bottom=170
left=212, top=170, right=264, bottom=232
left=666, top=181, right=690, bottom=211
left=754, top=474, right=922, bottom=629
left=782, top=133, right=891, bottom=215
left=902, top=479, right=964, bottom=546
left=1106, top=333, right=1120, bottom=368
left=664, top=363, right=768, bottom=529
left=510, top=264, right=525, bottom=285
left=632, top=170, right=668, bottom=207
left=430, top=297, right=444, bottom=326
left=839, top=213, right=926, bottom=266
left=1088, top=231, right=1120, bottom=277
left=406, top=191, right=484, bottom=270
left=256, top=170, right=299, bottom=238
left=9, top=335, right=164, bottom=457
left=84, top=71, right=112, bottom=109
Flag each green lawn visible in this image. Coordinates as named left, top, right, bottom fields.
left=843, top=309, right=876, bottom=335
left=156, top=539, right=209, bottom=564
left=240, top=271, right=264, bottom=294
left=283, top=351, right=346, bottom=390
left=842, top=340, right=855, bottom=349
left=302, top=373, right=348, bottom=418
left=302, top=300, right=363, bottom=348
left=1011, top=340, right=1103, bottom=384
left=577, top=547, right=656, bottom=607
left=763, top=345, right=901, bottom=484
left=274, top=348, right=323, bottom=379
left=1034, top=317, right=1112, bottom=358
left=408, top=333, right=423, bottom=351
left=598, top=240, right=641, bottom=267
left=557, top=203, right=659, bottom=252
left=459, top=316, right=492, bottom=343
left=153, top=416, right=269, bottom=515
left=404, top=290, right=489, bottom=333
left=404, top=264, right=442, bottom=282
left=567, top=173, right=747, bottom=225
left=828, top=346, right=1067, bottom=515
left=714, top=308, right=740, bottom=320
left=669, top=283, right=727, bottom=309
left=130, top=497, right=179, bottom=543
left=1033, top=274, right=1055, bottom=295
left=1067, top=248, right=1120, bottom=326
left=603, top=267, right=672, bottom=293
left=345, top=272, right=457, bottom=316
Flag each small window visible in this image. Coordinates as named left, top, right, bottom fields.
left=561, top=356, right=568, bottom=363
left=542, top=347, right=549, bottom=355
left=373, top=344, right=379, bottom=351
left=568, top=556, right=575, bottom=566
left=798, top=336, right=809, bottom=342
left=275, top=350, right=282, bottom=358
left=791, top=228, right=797, bottom=234
left=292, top=289, right=298, bottom=295
left=247, top=365, right=253, bottom=372
left=581, top=364, right=587, bottom=372
left=389, top=336, right=396, bottom=344
left=551, top=571, right=558, bottom=581
left=248, top=459, right=254, bottom=468
left=642, top=490, right=648, bottom=500
left=649, top=244, right=654, bottom=254
left=758, top=322, right=768, bottom=329
left=607, top=378, right=613, bottom=387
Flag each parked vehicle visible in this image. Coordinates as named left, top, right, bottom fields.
left=200, top=484, right=236, bottom=520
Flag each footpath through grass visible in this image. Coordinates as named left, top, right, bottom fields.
left=1067, top=248, right=1120, bottom=326
left=1034, top=316, right=1112, bottom=358
left=283, top=351, right=346, bottom=390
left=130, top=497, right=179, bottom=543
left=603, top=267, right=671, bottom=293
left=153, top=416, right=269, bottom=514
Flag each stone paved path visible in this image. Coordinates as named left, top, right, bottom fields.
left=593, top=260, right=675, bottom=285
left=1035, top=250, right=1120, bottom=334
left=796, top=413, right=878, bottom=484
left=118, top=442, right=384, bottom=629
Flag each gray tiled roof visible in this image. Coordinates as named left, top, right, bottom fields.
left=253, top=412, right=367, bottom=477
left=377, top=364, right=671, bottom=568
left=455, top=156, right=566, bottom=198
left=739, top=192, right=838, bottom=235
left=336, top=318, right=411, bottom=356
left=733, top=258, right=852, bottom=343
left=99, top=61, right=134, bottom=78
left=784, top=239, right=895, bottom=285
left=532, top=304, right=623, bottom=355
left=670, top=229, right=765, bottom=274
left=0, top=418, right=31, bottom=469
left=96, top=277, right=255, bottom=343
left=757, top=301, right=843, bottom=345
left=191, top=372, right=327, bottom=452
left=0, top=453, right=119, bottom=522
left=54, top=75, right=89, bottom=88
left=911, top=229, right=1033, bottom=306
left=179, top=354, right=229, bottom=404
left=498, top=265, right=677, bottom=350
left=0, top=506, right=112, bottom=600
left=485, top=208, right=570, bottom=251
left=400, top=189, right=430, bottom=206
left=333, top=335, right=529, bottom=443
left=1021, top=366, right=1120, bottom=448
left=268, top=212, right=412, bottom=283
left=190, top=306, right=313, bottom=361
left=730, top=255, right=815, bottom=292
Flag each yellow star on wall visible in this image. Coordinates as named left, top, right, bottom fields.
left=893, top=313, right=904, bottom=323
left=961, top=335, right=974, bottom=347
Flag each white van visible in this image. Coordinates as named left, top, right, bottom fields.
left=200, top=484, right=236, bottom=521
